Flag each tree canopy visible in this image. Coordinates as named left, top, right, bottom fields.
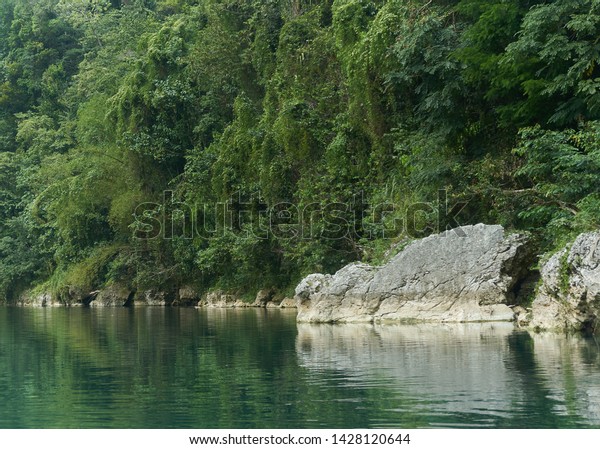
left=0, top=0, right=598, bottom=301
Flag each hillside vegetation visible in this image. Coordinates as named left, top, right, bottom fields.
left=0, top=0, right=599, bottom=301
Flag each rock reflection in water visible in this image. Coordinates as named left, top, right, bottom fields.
left=524, top=333, right=600, bottom=425
left=296, top=323, right=600, bottom=428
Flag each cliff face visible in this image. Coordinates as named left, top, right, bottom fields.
left=295, top=224, right=532, bottom=323
left=531, top=231, right=600, bottom=332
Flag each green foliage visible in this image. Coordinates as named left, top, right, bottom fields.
left=513, top=121, right=600, bottom=244
left=499, top=0, right=600, bottom=126
left=0, top=0, right=599, bottom=302
left=558, top=247, right=572, bottom=296
left=42, top=244, right=121, bottom=301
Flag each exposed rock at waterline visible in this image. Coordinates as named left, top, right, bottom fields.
left=194, top=288, right=296, bottom=309
left=253, top=288, right=275, bottom=307
left=88, top=284, right=132, bottom=307
left=16, top=292, right=60, bottom=307
left=197, top=291, right=244, bottom=308
left=279, top=297, right=297, bottom=308
left=531, top=231, right=600, bottom=332
left=87, top=286, right=174, bottom=307
left=176, top=285, right=201, bottom=306
left=295, top=264, right=378, bottom=322
left=295, top=224, right=532, bottom=323
left=139, top=289, right=176, bottom=306
left=10, top=284, right=297, bottom=309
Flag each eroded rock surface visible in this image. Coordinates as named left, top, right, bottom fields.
left=16, top=292, right=60, bottom=307
left=531, top=231, right=600, bottom=332
left=296, top=224, right=531, bottom=323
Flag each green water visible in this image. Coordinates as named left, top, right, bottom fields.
left=1, top=307, right=600, bottom=428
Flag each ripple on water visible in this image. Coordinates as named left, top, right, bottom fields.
left=1, top=308, right=600, bottom=428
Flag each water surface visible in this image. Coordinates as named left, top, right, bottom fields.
left=1, top=307, right=599, bottom=428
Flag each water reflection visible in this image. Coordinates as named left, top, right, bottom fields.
left=522, top=333, right=600, bottom=425
left=1, top=308, right=600, bottom=428
left=296, top=323, right=600, bottom=428
left=0, top=307, right=301, bottom=428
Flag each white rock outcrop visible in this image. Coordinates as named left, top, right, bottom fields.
left=531, top=231, right=600, bottom=332
left=296, top=224, right=531, bottom=323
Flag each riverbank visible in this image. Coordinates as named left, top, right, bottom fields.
left=14, top=285, right=297, bottom=310
left=295, top=225, right=600, bottom=333
left=8, top=224, right=600, bottom=334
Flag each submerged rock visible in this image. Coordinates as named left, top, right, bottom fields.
left=296, top=224, right=532, bottom=323
left=531, top=231, right=600, bottom=332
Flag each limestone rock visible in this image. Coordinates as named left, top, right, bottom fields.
left=86, top=285, right=131, bottom=307
left=253, top=289, right=275, bottom=307
left=138, top=289, right=175, bottom=306
left=279, top=297, right=297, bottom=308
left=17, top=292, right=60, bottom=307
left=200, top=291, right=240, bottom=308
left=295, top=224, right=531, bottom=323
left=295, top=273, right=332, bottom=300
left=512, top=305, right=531, bottom=327
left=296, top=263, right=379, bottom=323
left=176, top=285, right=200, bottom=306
left=531, top=231, right=600, bottom=332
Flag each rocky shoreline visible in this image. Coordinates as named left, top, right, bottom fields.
left=295, top=224, right=532, bottom=324
left=530, top=231, right=600, bottom=332
left=15, top=285, right=297, bottom=310
left=10, top=224, right=600, bottom=334
left=295, top=224, right=600, bottom=333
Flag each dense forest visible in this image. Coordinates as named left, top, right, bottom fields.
left=0, top=0, right=599, bottom=302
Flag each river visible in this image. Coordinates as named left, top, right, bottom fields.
left=1, top=307, right=599, bottom=428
